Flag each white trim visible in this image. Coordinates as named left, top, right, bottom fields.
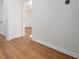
left=0, top=32, right=6, bottom=36
left=6, top=34, right=23, bottom=41
left=32, top=39, right=79, bottom=59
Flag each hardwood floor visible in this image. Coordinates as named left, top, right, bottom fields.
left=0, top=27, right=77, bottom=59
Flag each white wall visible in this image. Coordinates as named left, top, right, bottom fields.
left=0, top=0, right=2, bottom=18
left=7, top=0, right=23, bottom=40
left=33, top=0, right=79, bottom=58
left=0, top=0, right=7, bottom=36
left=0, top=0, right=23, bottom=39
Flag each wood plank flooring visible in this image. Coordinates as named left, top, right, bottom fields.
left=0, top=27, right=77, bottom=59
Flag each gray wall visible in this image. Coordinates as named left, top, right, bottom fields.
left=32, top=0, right=79, bottom=58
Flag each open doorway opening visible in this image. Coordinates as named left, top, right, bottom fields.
left=23, top=0, right=32, bottom=43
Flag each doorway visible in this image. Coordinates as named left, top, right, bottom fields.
left=23, top=0, right=32, bottom=43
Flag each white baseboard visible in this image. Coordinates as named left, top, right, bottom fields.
left=0, top=32, right=6, bottom=37
left=0, top=32, right=6, bottom=40
left=32, top=39, right=79, bottom=59
left=6, top=34, right=23, bottom=41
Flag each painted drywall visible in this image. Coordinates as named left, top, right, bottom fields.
left=0, top=0, right=2, bottom=18
left=7, top=0, right=23, bottom=40
left=32, top=0, right=79, bottom=58
left=0, top=0, right=7, bottom=36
